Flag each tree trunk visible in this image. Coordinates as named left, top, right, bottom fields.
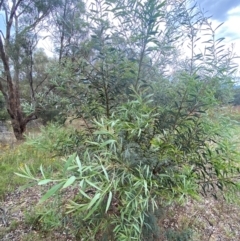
left=6, top=84, right=37, bottom=140
left=9, top=110, right=37, bottom=140
left=9, top=112, right=37, bottom=140
left=11, top=118, right=26, bottom=140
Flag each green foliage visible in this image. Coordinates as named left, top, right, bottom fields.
left=25, top=123, right=86, bottom=156
left=0, top=144, right=27, bottom=198
left=0, top=143, right=49, bottom=199
left=0, top=93, right=8, bottom=121
left=16, top=86, right=240, bottom=240
left=24, top=203, right=63, bottom=232
left=0, top=123, right=84, bottom=198
left=38, top=106, right=67, bottom=125
left=43, top=0, right=236, bottom=124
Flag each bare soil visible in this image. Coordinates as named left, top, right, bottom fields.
left=0, top=186, right=76, bottom=241
left=0, top=186, right=240, bottom=241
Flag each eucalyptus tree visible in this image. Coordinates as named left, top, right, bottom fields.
left=0, top=0, right=61, bottom=140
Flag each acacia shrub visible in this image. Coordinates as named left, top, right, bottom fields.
left=17, top=80, right=240, bottom=240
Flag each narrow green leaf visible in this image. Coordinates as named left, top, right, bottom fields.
left=62, top=176, right=76, bottom=189
left=85, top=179, right=101, bottom=190
left=143, top=180, right=148, bottom=196
left=84, top=195, right=103, bottom=219
left=39, top=181, right=64, bottom=203
left=38, top=179, right=52, bottom=185
left=87, top=193, right=101, bottom=210
left=101, top=164, right=109, bottom=181
left=105, top=191, right=112, bottom=212
left=86, top=141, right=102, bottom=147
left=94, top=130, right=112, bottom=135
left=64, top=153, right=76, bottom=172
left=14, top=172, right=34, bottom=179
left=158, top=174, right=170, bottom=178
left=39, top=165, right=46, bottom=179
left=75, top=156, right=82, bottom=171
left=100, top=139, right=116, bottom=147
left=79, top=189, right=91, bottom=200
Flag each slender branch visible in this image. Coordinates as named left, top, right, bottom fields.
left=7, top=0, right=24, bottom=41
left=35, top=75, right=48, bottom=92
left=23, top=112, right=38, bottom=124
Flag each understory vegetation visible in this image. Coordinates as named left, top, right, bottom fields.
left=0, top=106, right=240, bottom=240
left=0, top=0, right=240, bottom=240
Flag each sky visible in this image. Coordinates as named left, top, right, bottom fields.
left=196, top=0, right=240, bottom=74
left=199, top=0, right=239, bottom=21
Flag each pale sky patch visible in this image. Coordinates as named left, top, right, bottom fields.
left=211, top=5, right=240, bottom=74
left=38, top=34, right=55, bottom=58
left=198, top=0, right=239, bottom=21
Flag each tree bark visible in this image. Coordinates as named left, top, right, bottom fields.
left=10, top=112, right=37, bottom=140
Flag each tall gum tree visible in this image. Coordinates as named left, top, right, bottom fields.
left=0, top=0, right=60, bottom=140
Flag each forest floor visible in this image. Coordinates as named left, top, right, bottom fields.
left=0, top=185, right=77, bottom=241
left=1, top=182, right=240, bottom=241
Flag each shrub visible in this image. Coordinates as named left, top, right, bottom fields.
left=16, top=84, right=240, bottom=240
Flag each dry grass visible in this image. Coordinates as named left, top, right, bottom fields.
left=64, top=116, right=93, bottom=132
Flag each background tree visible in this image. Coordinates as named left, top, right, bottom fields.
left=48, top=0, right=87, bottom=62
left=0, top=0, right=60, bottom=140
